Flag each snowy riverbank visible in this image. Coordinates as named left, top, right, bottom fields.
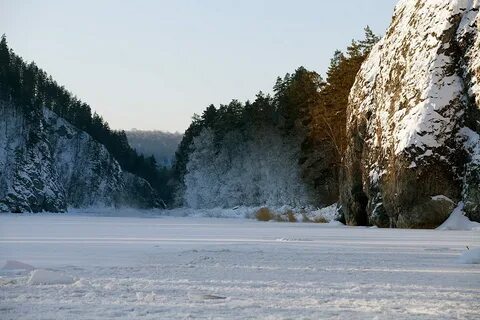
left=66, top=203, right=342, bottom=223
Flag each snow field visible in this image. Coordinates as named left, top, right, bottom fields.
left=0, top=214, right=479, bottom=319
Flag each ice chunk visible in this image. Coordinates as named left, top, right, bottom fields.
left=2, top=260, right=34, bottom=271
left=28, top=269, right=75, bottom=285
left=457, top=248, right=480, bottom=264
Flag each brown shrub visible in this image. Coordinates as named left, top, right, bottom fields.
left=313, top=216, right=328, bottom=223
left=255, top=207, right=274, bottom=221
left=286, top=210, right=297, bottom=222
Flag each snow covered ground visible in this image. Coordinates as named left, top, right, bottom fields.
left=0, top=214, right=479, bottom=319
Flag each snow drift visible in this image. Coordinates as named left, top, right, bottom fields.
left=437, top=203, right=480, bottom=231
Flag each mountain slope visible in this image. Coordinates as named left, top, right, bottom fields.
left=340, top=0, right=480, bottom=228
left=126, top=130, right=182, bottom=167
left=0, top=101, right=158, bottom=212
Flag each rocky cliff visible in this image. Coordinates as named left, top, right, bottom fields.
left=0, top=101, right=158, bottom=212
left=340, top=0, right=480, bottom=228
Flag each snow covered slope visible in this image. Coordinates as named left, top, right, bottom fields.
left=341, top=0, right=480, bottom=228
left=0, top=101, right=158, bottom=212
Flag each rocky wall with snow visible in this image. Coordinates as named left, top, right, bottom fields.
left=0, top=101, right=158, bottom=212
left=340, top=0, right=480, bottom=228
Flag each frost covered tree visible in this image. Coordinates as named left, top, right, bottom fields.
left=183, top=123, right=311, bottom=208
left=184, top=128, right=217, bottom=208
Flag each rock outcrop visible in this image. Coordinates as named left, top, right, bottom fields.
left=0, top=101, right=159, bottom=212
left=340, top=0, right=480, bottom=228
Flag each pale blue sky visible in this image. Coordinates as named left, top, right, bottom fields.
left=1, top=0, right=397, bottom=132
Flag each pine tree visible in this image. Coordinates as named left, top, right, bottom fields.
left=0, top=35, right=10, bottom=100
left=359, top=25, right=380, bottom=55
left=274, top=67, right=324, bottom=135
left=300, top=26, right=380, bottom=206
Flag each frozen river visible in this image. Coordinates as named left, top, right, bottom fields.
left=0, top=214, right=479, bottom=319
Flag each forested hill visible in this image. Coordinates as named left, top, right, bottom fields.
left=126, top=130, right=182, bottom=168
left=0, top=35, right=172, bottom=204
left=171, top=27, right=379, bottom=208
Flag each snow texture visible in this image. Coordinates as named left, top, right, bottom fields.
left=28, top=269, right=75, bottom=285
left=0, top=213, right=479, bottom=319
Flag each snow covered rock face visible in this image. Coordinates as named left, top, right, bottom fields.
left=340, top=0, right=480, bottom=228
left=0, top=102, right=157, bottom=212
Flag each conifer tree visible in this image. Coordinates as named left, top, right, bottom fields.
left=300, top=26, right=380, bottom=206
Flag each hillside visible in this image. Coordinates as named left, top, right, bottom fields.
left=0, top=36, right=164, bottom=212
left=0, top=101, right=159, bottom=212
left=126, top=130, right=182, bottom=167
